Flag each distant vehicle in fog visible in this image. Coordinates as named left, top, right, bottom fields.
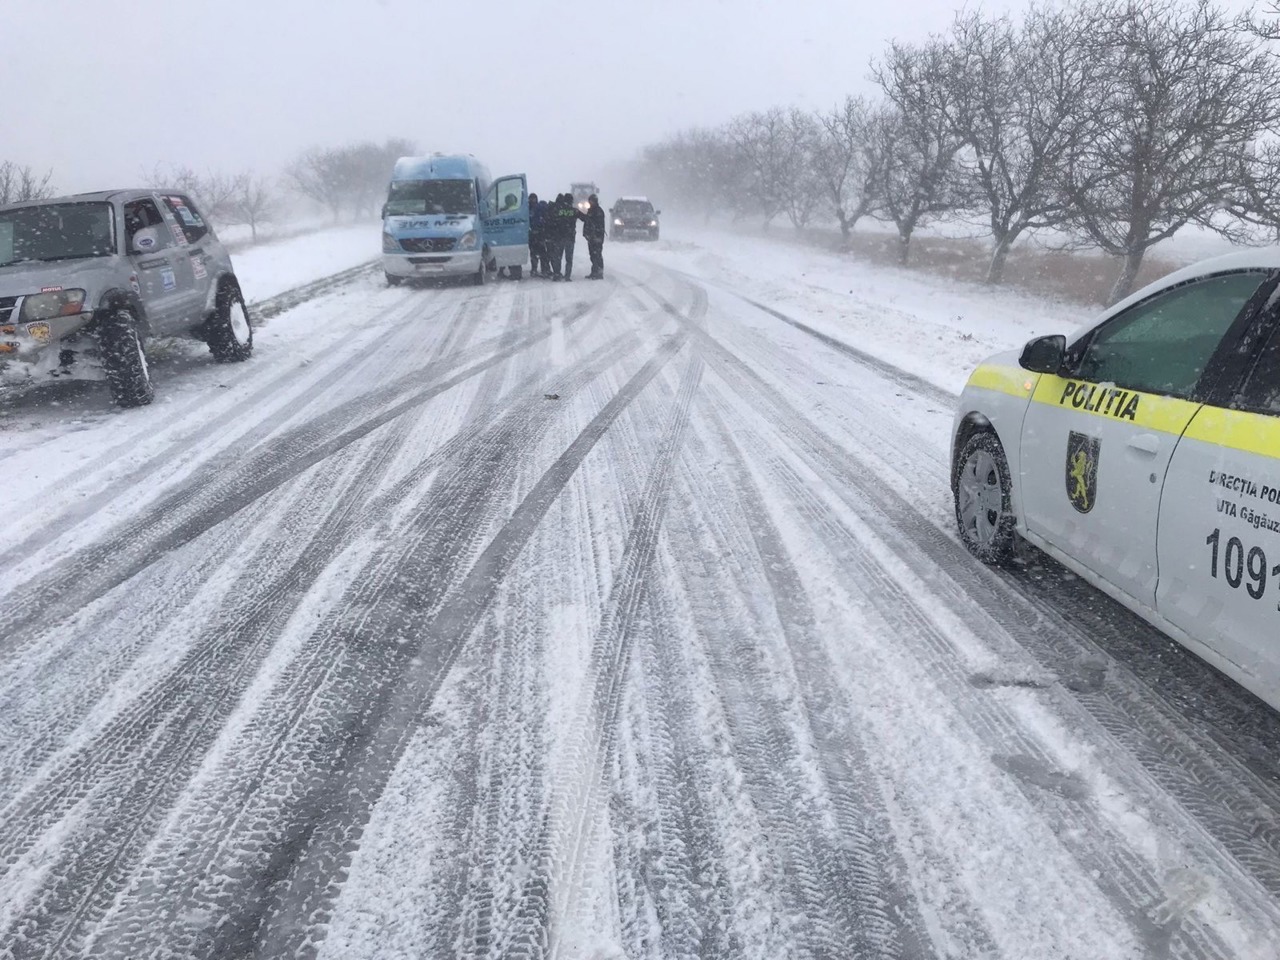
left=381, top=155, right=529, bottom=286
left=610, top=197, right=660, bottom=241
left=570, top=182, right=598, bottom=214
left=0, top=188, right=251, bottom=408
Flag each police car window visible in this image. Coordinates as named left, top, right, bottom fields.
left=124, top=199, right=170, bottom=250
left=1074, top=273, right=1264, bottom=399
left=162, top=195, right=209, bottom=244
left=1237, top=324, right=1280, bottom=414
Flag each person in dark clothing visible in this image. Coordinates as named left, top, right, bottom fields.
left=536, top=200, right=553, bottom=276
left=528, top=193, right=543, bottom=277
left=583, top=194, right=606, bottom=279
left=555, top=193, right=585, bottom=281
left=545, top=195, right=566, bottom=279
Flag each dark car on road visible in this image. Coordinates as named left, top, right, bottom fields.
left=609, top=197, right=660, bottom=241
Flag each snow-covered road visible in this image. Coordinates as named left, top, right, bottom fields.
left=1, top=236, right=1279, bottom=960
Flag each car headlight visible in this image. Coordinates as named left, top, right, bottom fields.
left=459, top=231, right=478, bottom=250
left=649, top=220, right=658, bottom=227
left=613, top=218, right=623, bottom=226
left=21, top=288, right=87, bottom=321
left=382, top=232, right=400, bottom=252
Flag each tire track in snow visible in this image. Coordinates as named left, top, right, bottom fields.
left=692, top=271, right=1280, bottom=921
left=0, top=292, right=625, bottom=958
left=0, top=293, right=606, bottom=656
left=671, top=287, right=1275, bottom=957
left=0, top=280, right=440, bottom=564
left=73, top=313, right=680, bottom=959
left=231, top=329, right=689, bottom=960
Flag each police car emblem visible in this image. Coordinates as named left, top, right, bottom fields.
left=1066, top=431, right=1100, bottom=514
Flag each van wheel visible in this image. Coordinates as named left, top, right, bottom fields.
left=954, top=431, right=1016, bottom=564
left=98, top=308, right=154, bottom=408
left=207, top=284, right=254, bottom=362
left=509, top=265, right=523, bottom=280
left=473, top=262, right=487, bottom=286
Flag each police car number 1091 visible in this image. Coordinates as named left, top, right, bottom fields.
left=1205, top=528, right=1280, bottom=605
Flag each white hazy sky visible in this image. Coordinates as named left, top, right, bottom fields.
left=2, top=0, right=1266, bottom=198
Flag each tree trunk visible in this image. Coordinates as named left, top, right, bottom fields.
left=897, top=230, right=912, bottom=265
left=837, top=210, right=850, bottom=243
left=986, top=234, right=1012, bottom=285
left=1107, top=247, right=1146, bottom=305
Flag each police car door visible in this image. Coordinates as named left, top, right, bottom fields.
left=1156, top=304, right=1280, bottom=697
left=481, top=174, right=529, bottom=271
left=1018, top=271, right=1271, bottom=609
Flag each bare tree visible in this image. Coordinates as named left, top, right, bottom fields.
left=228, top=174, right=278, bottom=242
left=0, top=162, right=55, bottom=205
left=728, top=108, right=802, bottom=228
left=780, top=108, right=824, bottom=231
left=1066, top=0, right=1280, bottom=304
left=872, top=41, right=970, bottom=264
left=813, top=96, right=877, bottom=242
left=141, top=164, right=242, bottom=224
left=944, top=7, right=1103, bottom=283
left=286, top=139, right=416, bottom=222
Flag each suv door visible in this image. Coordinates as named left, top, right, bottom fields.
left=1157, top=307, right=1280, bottom=694
left=158, top=193, right=216, bottom=323
left=123, top=197, right=188, bottom=332
left=1018, top=271, right=1272, bottom=608
left=481, top=174, right=530, bottom=270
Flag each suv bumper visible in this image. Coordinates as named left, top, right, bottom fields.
left=383, top=250, right=482, bottom=279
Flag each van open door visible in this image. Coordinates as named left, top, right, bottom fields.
left=482, top=174, right=530, bottom=277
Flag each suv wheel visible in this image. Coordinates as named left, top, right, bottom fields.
left=207, top=283, right=254, bottom=362
left=954, top=431, right=1016, bottom=564
left=98, top=308, right=154, bottom=408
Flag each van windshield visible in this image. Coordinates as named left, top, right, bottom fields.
left=0, top=201, right=115, bottom=268
left=385, top=180, right=475, bottom=217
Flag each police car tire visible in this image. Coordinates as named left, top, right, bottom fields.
left=98, top=308, right=154, bottom=408
left=954, top=431, right=1016, bottom=565
left=207, top=284, right=254, bottom=363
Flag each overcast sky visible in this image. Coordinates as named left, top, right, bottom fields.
left=2, top=0, right=1265, bottom=199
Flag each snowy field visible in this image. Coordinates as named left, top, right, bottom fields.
left=1, top=228, right=1279, bottom=959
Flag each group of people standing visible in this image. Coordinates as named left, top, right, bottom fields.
left=527, top=193, right=606, bottom=281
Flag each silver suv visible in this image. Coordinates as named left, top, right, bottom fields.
left=0, top=188, right=252, bottom=407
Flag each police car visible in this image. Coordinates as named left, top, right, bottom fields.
left=952, top=251, right=1280, bottom=712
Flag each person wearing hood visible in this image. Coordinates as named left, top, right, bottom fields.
left=583, top=194, right=606, bottom=279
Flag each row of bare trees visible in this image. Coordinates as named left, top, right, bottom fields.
left=634, top=0, right=1280, bottom=303
left=3, top=137, right=416, bottom=246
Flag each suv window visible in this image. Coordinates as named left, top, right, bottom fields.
left=1072, top=272, right=1265, bottom=400
left=161, top=195, right=209, bottom=244
left=124, top=199, right=171, bottom=251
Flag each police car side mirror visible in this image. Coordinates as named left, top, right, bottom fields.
left=1019, top=334, right=1066, bottom=375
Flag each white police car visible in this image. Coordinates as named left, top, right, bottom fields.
left=952, top=251, right=1280, bottom=712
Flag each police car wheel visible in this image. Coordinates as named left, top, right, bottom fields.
left=98, top=308, right=154, bottom=408
left=207, top=284, right=254, bottom=363
left=954, top=431, right=1016, bottom=564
